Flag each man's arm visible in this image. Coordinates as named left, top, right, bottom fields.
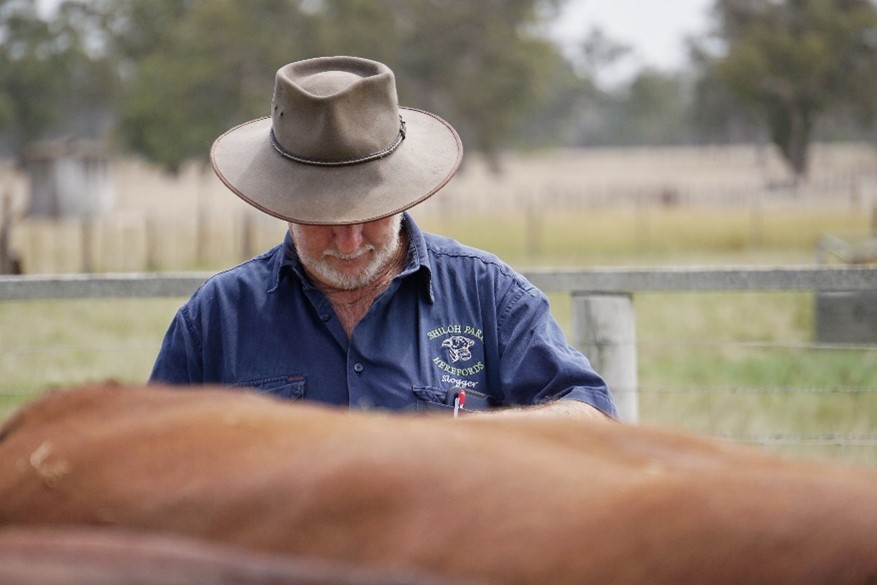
left=491, top=277, right=618, bottom=419
left=469, top=399, right=614, bottom=421
left=150, top=307, right=202, bottom=385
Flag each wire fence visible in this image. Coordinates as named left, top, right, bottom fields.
left=1, top=269, right=875, bottom=467
left=2, top=342, right=875, bottom=453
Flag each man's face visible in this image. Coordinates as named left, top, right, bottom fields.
left=288, top=213, right=404, bottom=291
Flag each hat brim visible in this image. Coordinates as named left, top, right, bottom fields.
left=210, top=107, right=463, bottom=225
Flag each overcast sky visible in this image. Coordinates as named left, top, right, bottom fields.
left=552, top=0, right=714, bottom=83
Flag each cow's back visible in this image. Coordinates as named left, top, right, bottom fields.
left=1, top=384, right=876, bottom=585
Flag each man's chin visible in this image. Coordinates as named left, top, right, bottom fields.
left=309, top=262, right=375, bottom=291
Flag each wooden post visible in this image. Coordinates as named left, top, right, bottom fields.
left=570, top=293, right=639, bottom=423
left=240, top=211, right=256, bottom=261
left=750, top=195, right=764, bottom=248
left=0, top=192, right=13, bottom=274
left=145, top=215, right=160, bottom=272
left=524, top=200, right=542, bottom=259
left=80, top=219, right=96, bottom=273
left=635, top=193, right=650, bottom=255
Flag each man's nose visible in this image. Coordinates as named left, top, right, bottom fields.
left=333, top=224, right=365, bottom=254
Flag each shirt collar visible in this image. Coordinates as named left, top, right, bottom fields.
left=276, top=212, right=434, bottom=302
left=264, top=230, right=295, bottom=294
left=400, top=213, right=435, bottom=303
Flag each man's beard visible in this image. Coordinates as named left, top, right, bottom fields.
left=292, top=215, right=403, bottom=291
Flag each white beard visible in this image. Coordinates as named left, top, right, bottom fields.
left=292, top=214, right=403, bottom=291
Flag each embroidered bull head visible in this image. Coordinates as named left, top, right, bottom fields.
left=442, top=336, right=475, bottom=363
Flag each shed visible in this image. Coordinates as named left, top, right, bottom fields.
left=24, top=139, right=113, bottom=218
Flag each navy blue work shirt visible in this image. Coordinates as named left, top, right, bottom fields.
left=150, top=214, right=617, bottom=417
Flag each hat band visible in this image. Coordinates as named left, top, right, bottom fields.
left=270, top=116, right=407, bottom=167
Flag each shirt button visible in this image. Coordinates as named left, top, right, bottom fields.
left=353, top=363, right=364, bottom=373
left=320, top=314, right=330, bottom=322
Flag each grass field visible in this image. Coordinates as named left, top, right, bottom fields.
left=413, top=206, right=871, bottom=267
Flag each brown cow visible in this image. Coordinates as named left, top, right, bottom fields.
left=1, top=383, right=876, bottom=585
left=0, top=527, right=455, bottom=585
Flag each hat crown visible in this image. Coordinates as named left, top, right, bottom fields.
left=271, top=57, right=401, bottom=163
left=210, top=55, right=463, bottom=225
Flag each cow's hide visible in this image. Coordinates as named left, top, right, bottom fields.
left=1, top=384, right=876, bottom=585
left=0, top=527, right=454, bottom=585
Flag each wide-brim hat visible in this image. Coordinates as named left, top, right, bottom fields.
left=210, top=56, right=463, bottom=225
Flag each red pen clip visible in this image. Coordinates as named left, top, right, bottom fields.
left=453, top=390, right=466, bottom=418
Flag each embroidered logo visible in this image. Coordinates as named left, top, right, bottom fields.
left=427, top=324, right=485, bottom=383
left=442, top=335, right=475, bottom=363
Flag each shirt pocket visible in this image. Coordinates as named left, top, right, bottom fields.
left=412, top=386, right=452, bottom=413
left=235, top=375, right=306, bottom=400
left=412, top=386, right=495, bottom=413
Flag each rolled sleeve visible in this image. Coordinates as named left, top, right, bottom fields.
left=497, top=281, right=618, bottom=418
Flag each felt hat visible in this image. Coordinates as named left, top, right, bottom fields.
left=210, top=56, right=463, bottom=225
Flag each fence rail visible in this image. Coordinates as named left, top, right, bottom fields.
left=525, top=265, right=877, bottom=293
left=1, top=265, right=875, bottom=300
left=0, top=272, right=209, bottom=300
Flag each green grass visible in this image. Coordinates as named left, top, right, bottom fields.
left=632, top=293, right=877, bottom=429
left=0, top=298, right=183, bottom=419
left=2, top=207, right=875, bottom=466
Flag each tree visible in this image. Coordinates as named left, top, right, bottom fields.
left=100, top=0, right=572, bottom=173
left=689, top=36, right=763, bottom=145
left=309, top=0, right=569, bottom=172
left=2, top=0, right=595, bottom=173
left=512, top=54, right=599, bottom=149
left=406, top=0, right=569, bottom=171
left=102, top=0, right=318, bottom=173
left=613, top=70, right=697, bottom=146
left=702, top=0, right=877, bottom=177
left=0, top=0, right=115, bottom=159
left=309, top=0, right=399, bottom=65
left=576, top=26, right=632, bottom=82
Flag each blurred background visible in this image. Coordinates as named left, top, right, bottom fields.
left=0, top=0, right=876, bottom=465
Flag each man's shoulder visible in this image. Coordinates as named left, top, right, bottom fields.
left=422, top=231, right=500, bottom=264
left=192, top=244, right=285, bottom=299
left=421, top=232, right=536, bottom=293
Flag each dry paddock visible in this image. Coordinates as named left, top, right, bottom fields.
left=1, top=143, right=876, bottom=273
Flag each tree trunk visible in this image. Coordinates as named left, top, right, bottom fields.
left=770, top=99, right=815, bottom=181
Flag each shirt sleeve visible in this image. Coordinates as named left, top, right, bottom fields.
left=496, top=281, right=618, bottom=418
left=149, top=305, right=204, bottom=385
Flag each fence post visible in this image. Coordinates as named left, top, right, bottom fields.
left=80, top=218, right=96, bottom=273
left=570, top=293, right=639, bottom=423
left=240, top=211, right=256, bottom=261
left=0, top=192, right=15, bottom=274
left=524, top=200, right=542, bottom=259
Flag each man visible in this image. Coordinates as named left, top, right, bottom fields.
left=150, top=56, right=617, bottom=420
